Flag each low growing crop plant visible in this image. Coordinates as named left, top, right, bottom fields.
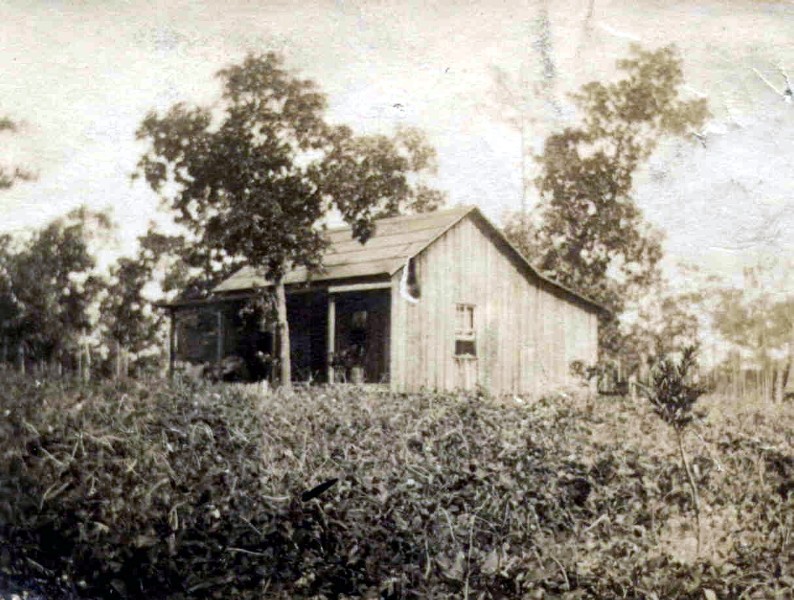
left=0, top=370, right=790, bottom=598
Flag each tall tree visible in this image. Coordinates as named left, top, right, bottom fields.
left=503, top=45, right=709, bottom=358
left=1, top=208, right=110, bottom=370
left=100, top=259, right=160, bottom=376
left=99, top=227, right=194, bottom=378
left=712, top=261, right=794, bottom=402
left=0, top=233, right=21, bottom=364
left=135, top=52, right=443, bottom=387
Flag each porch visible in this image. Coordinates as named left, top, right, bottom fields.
left=168, top=281, right=392, bottom=385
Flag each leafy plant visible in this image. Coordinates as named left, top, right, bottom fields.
left=0, top=207, right=111, bottom=371
left=1, top=373, right=790, bottom=598
left=640, top=345, right=708, bottom=555
left=503, top=45, right=710, bottom=360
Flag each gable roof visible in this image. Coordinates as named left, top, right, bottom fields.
left=213, top=205, right=472, bottom=292
left=212, top=205, right=608, bottom=315
left=464, top=209, right=609, bottom=316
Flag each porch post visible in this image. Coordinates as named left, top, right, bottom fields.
left=168, top=310, right=176, bottom=380
left=216, top=308, right=224, bottom=378
left=327, top=294, right=336, bottom=384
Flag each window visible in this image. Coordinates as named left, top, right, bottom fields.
left=454, top=304, right=476, bottom=357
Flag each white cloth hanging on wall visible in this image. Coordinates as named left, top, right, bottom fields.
left=399, top=257, right=419, bottom=304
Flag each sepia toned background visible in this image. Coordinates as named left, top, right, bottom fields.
left=1, top=0, right=791, bottom=281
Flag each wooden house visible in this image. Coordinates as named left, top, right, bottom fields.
left=162, top=206, right=605, bottom=395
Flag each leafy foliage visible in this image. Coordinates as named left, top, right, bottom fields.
left=135, top=52, right=443, bottom=290
left=711, top=260, right=794, bottom=401
left=643, top=346, right=707, bottom=431
left=99, top=252, right=163, bottom=372
left=135, top=52, right=444, bottom=384
left=640, top=346, right=710, bottom=557
left=0, top=208, right=111, bottom=365
left=504, top=45, right=709, bottom=357
left=1, top=378, right=791, bottom=599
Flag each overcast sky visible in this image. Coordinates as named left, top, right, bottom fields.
left=1, top=0, right=791, bottom=281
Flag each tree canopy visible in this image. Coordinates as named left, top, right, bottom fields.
left=711, top=260, right=794, bottom=401
left=503, top=44, right=709, bottom=358
left=0, top=208, right=110, bottom=365
left=136, top=52, right=443, bottom=292
left=135, top=52, right=444, bottom=384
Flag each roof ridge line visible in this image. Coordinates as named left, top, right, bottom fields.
left=322, top=204, right=473, bottom=234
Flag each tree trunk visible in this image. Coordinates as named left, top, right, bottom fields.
left=639, top=351, right=649, bottom=387
left=764, top=364, right=772, bottom=403
left=275, top=278, right=292, bottom=389
left=786, top=325, right=794, bottom=398
left=774, top=364, right=784, bottom=404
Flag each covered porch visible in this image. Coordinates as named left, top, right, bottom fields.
left=165, top=281, right=391, bottom=385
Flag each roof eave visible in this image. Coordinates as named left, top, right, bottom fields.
left=388, top=205, right=477, bottom=276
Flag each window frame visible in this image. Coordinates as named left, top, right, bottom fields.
left=454, top=303, right=477, bottom=358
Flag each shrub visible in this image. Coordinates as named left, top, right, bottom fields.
left=0, top=375, right=791, bottom=598
left=640, top=346, right=708, bottom=555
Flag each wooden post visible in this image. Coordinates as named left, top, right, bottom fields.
left=327, top=294, right=336, bottom=384
left=787, top=326, right=794, bottom=397
left=216, top=308, right=224, bottom=379
left=168, top=310, right=176, bottom=380
left=774, top=364, right=784, bottom=404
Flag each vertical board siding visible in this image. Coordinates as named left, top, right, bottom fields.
left=390, top=215, right=598, bottom=395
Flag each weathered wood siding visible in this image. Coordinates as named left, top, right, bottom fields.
left=390, top=214, right=599, bottom=395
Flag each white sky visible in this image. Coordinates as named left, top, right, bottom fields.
left=0, top=0, right=792, bottom=283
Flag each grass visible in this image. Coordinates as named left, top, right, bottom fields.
left=0, top=374, right=791, bottom=598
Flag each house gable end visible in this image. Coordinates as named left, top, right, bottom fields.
left=396, top=208, right=607, bottom=317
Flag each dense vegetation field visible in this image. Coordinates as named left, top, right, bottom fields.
left=0, top=375, right=791, bottom=599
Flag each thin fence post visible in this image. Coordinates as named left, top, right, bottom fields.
left=169, top=311, right=176, bottom=380
left=216, top=308, right=224, bottom=380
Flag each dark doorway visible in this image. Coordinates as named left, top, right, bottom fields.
left=332, top=290, right=390, bottom=384
left=287, top=291, right=328, bottom=383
